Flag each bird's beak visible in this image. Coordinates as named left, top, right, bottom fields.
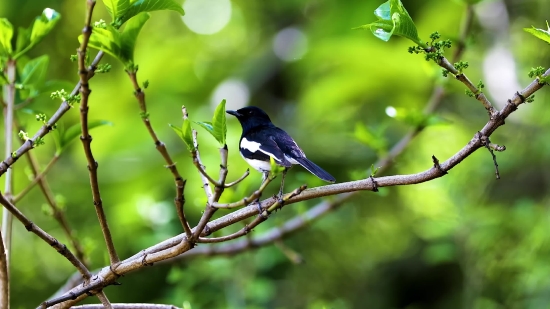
left=226, top=110, right=240, bottom=117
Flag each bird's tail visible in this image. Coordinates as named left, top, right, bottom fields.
left=294, top=157, right=336, bottom=183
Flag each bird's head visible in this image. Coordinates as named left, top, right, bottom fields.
left=226, top=106, right=273, bottom=132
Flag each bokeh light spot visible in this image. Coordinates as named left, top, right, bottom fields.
left=182, top=0, right=232, bottom=35
left=272, top=27, right=308, bottom=62
left=211, top=79, right=249, bottom=111
left=385, top=106, right=397, bottom=117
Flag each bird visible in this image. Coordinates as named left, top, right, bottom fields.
left=226, top=106, right=335, bottom=199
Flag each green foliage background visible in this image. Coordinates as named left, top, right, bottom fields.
left=1, top=0, right=550, bottom=308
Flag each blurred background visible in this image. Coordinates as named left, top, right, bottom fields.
left=1, top=0, right=550, bottom=308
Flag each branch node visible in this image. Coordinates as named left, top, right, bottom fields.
left=24, top=222, right=33, bottom=231
left=109, top=264, right=122, bottom=278
left=516, top=91, right=525, bottom=103
left=432, top=155, right=447, bottom=175
left=141, top=252, right=153, bottom=266
left=478, top=132, right=501, bottom=179
left=369, top=175, right=379, bottom=192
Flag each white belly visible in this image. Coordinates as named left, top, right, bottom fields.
left=241, top=152, right=272, bottom=172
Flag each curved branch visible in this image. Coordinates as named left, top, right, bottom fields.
left=127, top=74, right=192, bottom=238
left=224, top=169, right=250, bottom=188
left=0, top=194, right=91, bottom=281
left=71, top=304, right=182, bottom=309
left=41, top=6, right=548, bottom=305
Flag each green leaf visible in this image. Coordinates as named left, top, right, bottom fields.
left=15, top=27, right=31, bottom=55
left=181, top=119, right=194, bottom=151
left=0, top=18, right=14, bottom=56
left=119, top=12, right=150, bottom=69
left=197, top=100, right=227, bottom=146
left=84, top=25, right=123, bottom=63
left=170, top=121, right=194, bottom=151
left=355, top=0, right=424, bottom=46
left=103, top=0, right=184, bottom=28
left=211, top=99, right=227, bottom=146
left=524, top=21, right=550, bottom=44
left=61, top=120, right=113, bottom=152
left=196, top=121, right=214, bottom=136
left=120, top=0, right=184, bottom=26
left=84, top=13, right=150, bottom=69
left=14, top=8, right=61, bottom=58
left=20, top=55, right=49, bottom=88
left=103, top=0, right=129, bottom=25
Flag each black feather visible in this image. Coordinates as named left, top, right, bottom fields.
left=294, top=157, right=336, bottom=183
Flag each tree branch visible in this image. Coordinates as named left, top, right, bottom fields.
left=71, top=304, right=182, bottom=309
left=77, top=0, right=119, bottom=265
left=1, top=56, right=16, bottom=308
left=41, top=6, right=550, bottom=307
left=127, top=73, right=192, bottom=238
left=0, top=229, right=8, bottom=309
left=0, top=50, right=104, bottom=177
left=0, top=193, right=91, bottom=281
left=13, top=154, right=59, bottom=203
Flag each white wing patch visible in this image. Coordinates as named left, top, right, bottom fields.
left=240, top=137, right=282, bottom=162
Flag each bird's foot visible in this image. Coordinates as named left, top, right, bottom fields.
left=275, top=190, right=285, bottom=211
left=255, top=198, right=267, bottom=218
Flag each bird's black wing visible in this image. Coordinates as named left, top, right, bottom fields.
left=272, top=127, right=336, bottom=183
left=241, top=128, right=292, bottom=167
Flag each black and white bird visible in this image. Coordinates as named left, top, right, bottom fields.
left=227, top=106, right=335, bottom=195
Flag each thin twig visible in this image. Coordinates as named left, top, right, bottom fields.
left=95, top=292, right=113, bottom=309
left=126, top=73, right=192, bottom=238
left=13, top=154, right=59, bottom=203
left=0, top=51, right=104, bottom=177
left=212, top=145, right=228, bottom=201
left=0, top=229, right=8, bottom=309
left=70, top=304, right=182, bottom=309
left=22, top=149, right=87, bottom=263
left=211, top=177, right=273, bottom=209
left=77, top=0, right=119, bottom=266
left=0, top=193, right=91, bottom=280
left=45, top=7, right=550, bottom=306
left=478, top=132, right=501, bottom=179
left=198, top=185, right=306, bottom=243
left=224, top=169, right=250, bottom=187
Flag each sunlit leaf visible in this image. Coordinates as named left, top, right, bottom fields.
left=524, top=22, right=550, bottom=44
left=20, top=55, right=49, bottom=88
left=170, top=120, right=194, bottom=151
left=15, top=8, right=61, bottom=58
left=355, top=0, right=424, bottom=46
left=0, top=18, right=14, bottom=56
left=120, top=0, right=184, bottom=26
left=196, top=121, right=214, bottom=136
left=103, top=0, right=129, bottom=24
left=197, top=100, right=227, bottom=146
left=103, top=0, right=184, bottom=28
left=84, top=13, right=150, bottom=69
left=119, top=13, right=150, bottom=69
left=211, top=99, right=227, bottom=146
left=83, top=26, right=123, bottom=63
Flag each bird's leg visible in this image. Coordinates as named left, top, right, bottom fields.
left=277, top=168, right=289, bottom=207
left=254, top=171, right=270, bottom=215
